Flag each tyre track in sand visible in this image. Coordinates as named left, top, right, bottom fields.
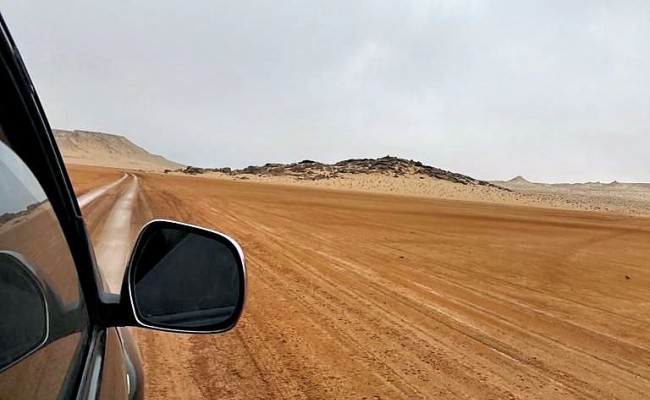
left=224, top=200, right=648, bottom=398
left=91, top=174, right=139, bottom=292
left=77, top=173, right=141, bottom=293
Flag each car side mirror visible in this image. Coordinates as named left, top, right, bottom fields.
left=0, top=251, right=48, bottom=371
left=124, top=220, right=246, bottom=333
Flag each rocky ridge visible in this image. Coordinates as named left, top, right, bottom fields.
left=179, top=156, right=503, bottom=189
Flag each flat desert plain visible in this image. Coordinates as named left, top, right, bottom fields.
left=68, top=165, right=650, bottom=400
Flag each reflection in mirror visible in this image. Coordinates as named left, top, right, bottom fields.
left=0, top=251, right=48, bottom=371
left=0, top=138, right=47, bottom=218
left=131, top=227, right=242, bottom=329
left=0, top=138, right=80, bottom=306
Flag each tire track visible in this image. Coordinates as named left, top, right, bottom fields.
left=77, top=173, right=128, bottom=208
left=212, top=185, right=650, bottom=399
left=91, top=174, right=139, bottom=292
left=78, top=173, right=139, bottom=293
left=240, top=202, right=648, bottom=398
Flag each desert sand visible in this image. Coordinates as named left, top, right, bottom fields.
left=497, top=176, right=650, bottom=216
left=66, top=165, right=650, bottom=399
left=192, top=171, right=650, bottom=216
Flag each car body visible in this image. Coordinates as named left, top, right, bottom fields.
left=0, top=13, right=247, bottom=399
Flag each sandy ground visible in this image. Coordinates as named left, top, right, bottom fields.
left=69, top=167, right=152, bottom=292
left=184, top=171, right=650, bottom=217
left=65, top=165, right=650, bottom=400
left=498, top=178, right=650, bottom=216
left=66, top=164, right=127, bottom=190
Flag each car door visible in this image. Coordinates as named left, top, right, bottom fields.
left=0, top=130, right=90, bottom=398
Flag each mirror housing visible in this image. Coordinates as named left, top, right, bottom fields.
left=118, top=219, right=247, bottom=333
left=0, top=251, right=48, bottom=371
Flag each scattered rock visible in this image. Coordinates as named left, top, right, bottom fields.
left=182, top=165, right=234, bottom=175
left=182, top=166, right=205, bottom=174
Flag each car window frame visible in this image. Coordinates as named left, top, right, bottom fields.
left=0, top=13, right=109, bottom=398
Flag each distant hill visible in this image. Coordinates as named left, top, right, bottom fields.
left=508, top=175, right=530, bottom=184
left=181, top=156, right=504, bottom=189
left=492, top=175, right=539, bottom=188
left=53, top=130, right=184, bottom=171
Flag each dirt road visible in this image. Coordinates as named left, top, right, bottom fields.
left=70, top=166, right=650, bottom=399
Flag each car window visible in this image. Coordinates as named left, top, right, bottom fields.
left=0, top=132, right=89, bottom=398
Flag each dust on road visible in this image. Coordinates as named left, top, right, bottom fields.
left=73, top=167, right=650, bottom=399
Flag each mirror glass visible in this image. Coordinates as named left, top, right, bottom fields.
left=0, top=252, right=48, bottom=371
left=131, top=227, right=242, bottom=329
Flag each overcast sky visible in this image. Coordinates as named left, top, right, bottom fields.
left=1, top=1, right=649, bottom=182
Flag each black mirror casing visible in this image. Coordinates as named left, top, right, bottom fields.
left=118, top=220, right=247, bottom=334
left=0, top=251, right=48, bottom=372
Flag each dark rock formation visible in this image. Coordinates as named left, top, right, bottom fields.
left=180, top=155, right=505, bottom=189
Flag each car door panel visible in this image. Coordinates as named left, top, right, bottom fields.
left=0, top=333, right=83, bottom=399
left=99, top=328, right=130, bottom=400
left=0, top=135, right=90, bottom=398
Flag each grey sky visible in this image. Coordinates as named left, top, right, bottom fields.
left=1, top=1, right=649, bottom=182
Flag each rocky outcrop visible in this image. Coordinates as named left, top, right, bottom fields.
left=181, top=166, right=232, bottom=175
left=182, top=156, right=504, bottom=189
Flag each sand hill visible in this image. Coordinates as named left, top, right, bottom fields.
left=54, top=129, right=184, bottom=171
